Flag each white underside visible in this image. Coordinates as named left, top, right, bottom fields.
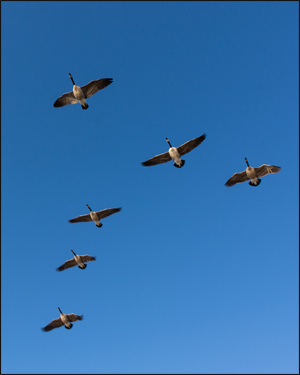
left=79, top=98, right=87, bottom=106
left=90, top=212, right=101, bottom=226
left=73, top=85, right=87, bottom=106
left=169, top=147, right=182, bottom=165
left=246, top=167, right=259, bottom=184
left=74, top=255, right=84, bottom=268
left=61, top=313, right=71, bottom=328
left=249, top=178, right=259, bottom=185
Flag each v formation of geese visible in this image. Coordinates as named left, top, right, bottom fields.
left=42, top=73, right=282, bottom=332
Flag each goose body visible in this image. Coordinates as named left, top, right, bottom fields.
left=142, top=134, right=206, bottom=168
left=69, top=204, right=122, bottom=228
left=168, top=145, right=182, bottom=167
left=57, top=250, right=96, bottom=271
left=225, top=158, right=281, bottom=187
left=42, top=308, right=83, bottom=331
left=54, top=73, right=113, bottom=109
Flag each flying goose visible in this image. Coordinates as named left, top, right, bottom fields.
left=42, top=307, right=83, bottom=331
left=56, top=250, right=96, bottom=271
left=142, top=134, right=206, bottom=168
left=225, top=158, right=281, bottom=187
left=69, top=204, right=122, bottom=228
left=54, top=73, right=113, bottom=109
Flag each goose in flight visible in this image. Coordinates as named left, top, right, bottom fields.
left=54, top=73, right=113, bottom=109
left=56, top=250, right=96, bottom=271
left=142, top=134, right=206, bottom=168
left=69, top=204, right=122, bottom=228
left=225, top=158, right=281, bottom=187
left=42, top=307, right=83, bottom=331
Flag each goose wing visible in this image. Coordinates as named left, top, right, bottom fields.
left=81, top=78, right=113, bottom=99
left=42, top=317, right=64, bottom=331
left=254, top=164, right=281, bottom=178
left=80, top=255, right=96, bottom=263
left=176, top=134, right=207, bottom=156
left=141, top=151, right=172, bottom=167
left=225, top=171, right=248, bottom=187
left=66, top=314, right=84, bottom=322
left=56, top=258, right=78, bottom=271
left=97, top=207, right=122, bottom=219
left=53, top=92, right=78, bottom=107
left=69, top=213, right=93, bottom=223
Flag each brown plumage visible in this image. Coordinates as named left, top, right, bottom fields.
left=42, top=308, right=83, bottom=332
left=142, top=134, right=206, bottom=167
left=68, top=205, right=122, bottom=227
left=56, top=250, right=96, bottom=271
left=225, top=158, right=281, bottom=187
left=54, top=74, right=113, bottom=108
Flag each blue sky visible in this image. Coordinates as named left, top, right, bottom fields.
left=1, top=1, right=299, bottom=373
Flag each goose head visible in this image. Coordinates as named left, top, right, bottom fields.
left=58, top=307, right=62, bottom=314
left=86, top=204, right=92, bottom=212
left=71, top=250, right=76, bottom=256
left=245, top=157, right=250, bottom=167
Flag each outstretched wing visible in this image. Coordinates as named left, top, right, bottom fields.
left=81, top=78, right=113, bottom=99
left=254, top=164, right=281, bottom=178
left=56, top=258, right=77, bottom=272
left=176, top=134, right=207, bottom=156
left=141, top=151, right=172, bottom=167
left=69, top=213, right=92, bottom=223
left=225, top=171, right=248, bottom=187
left=42, top=317, right=64, bottom=331
left=97, top=207, right=122, bottom=219
left=66, top=314, right=84, bottom=322
left=54, top=92, right=78, bottom=107
left=80, top=255, right=97, bottom=263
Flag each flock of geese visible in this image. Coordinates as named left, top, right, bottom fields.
left=41, top=73, right=282, bottom=332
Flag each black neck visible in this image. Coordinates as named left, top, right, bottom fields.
left=71, top=250, right=76, bottom=256
left=69, top=73, right=75, bottom=85
left=86, top=204, right=92, bottom=212
left=245, top=158, right=249, bottom=167
left=166, top=138, right=172, bottom=147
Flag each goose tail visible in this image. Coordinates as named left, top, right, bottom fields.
left=249, top=179, right=261, bottom=187
left=174, top=160, right=185, bottom=168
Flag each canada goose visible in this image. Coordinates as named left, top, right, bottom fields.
left=142, top=134, right=206, bottom=168
left=69, top=204, right=122, bottom=228
left=225, top=158, right=281, bottom=187
left=42, top=307, right=83, bottom=331
left=53, top=73, right=113, bottom=109
left=56, top=250, right=96, bottom=271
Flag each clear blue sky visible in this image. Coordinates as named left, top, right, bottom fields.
left=2, top=2, right=299, bottom=373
